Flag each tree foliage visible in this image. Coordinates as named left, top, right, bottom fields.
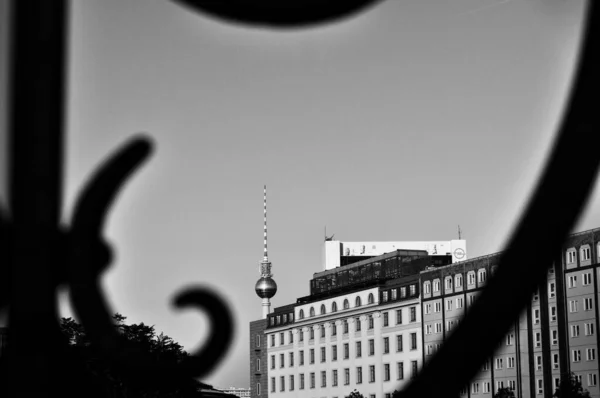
left=493, top=387, right=515, bottom=398
left=60, top=314, right=209, bottom=398
left=346, top=389, right=366, bottom=398
left=554, top=373, right=591, bottom=398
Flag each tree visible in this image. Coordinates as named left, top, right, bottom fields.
left=60, top=314, right=209, bottom=397
left=494, top=387, right=515, bottom=398
left=346, top=389, right=365, bottom=398
left=554, top=373, right=591, bottom=398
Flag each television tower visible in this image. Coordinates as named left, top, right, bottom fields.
left=254, top=185, right=277, bottom=319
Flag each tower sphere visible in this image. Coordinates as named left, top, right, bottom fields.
left=255, top=277, right=277, bottom=299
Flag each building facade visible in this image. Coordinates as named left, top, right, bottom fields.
left=251, top=227, right=600, bottom=398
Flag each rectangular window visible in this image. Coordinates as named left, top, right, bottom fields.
left=332, top=345, right=338, bottom=361
left=401, top=287, right=407, bottom=298
left=280, top=332, right=284, bottom=345
left=397, top=334, right=403, bottom=352
left=271, top=377, right=275, bottom=393
left=321, top=347, right=326, bottom=363
left=435, top=302, right=442, bottom=313
left=570, top=300, right=578, bottom=313
left=535, top=332, right=541, bottom=347
left=280, top=376, right=285, bottom=392
left=549, top=282, right=556, bottom=298
left=271, top=335, right=275, bottom=346
left=410, top=285, right=416, bottom=296
left=584, top=273, right=592, bottom=285
left=553, top=353, right=559, bottom=369
left=588, top=374, right=597, bottom=387
left=569, top=275, right=577, bottom=288
left=290, top=375, right=294, bottom=391
left=551, top=306, right=557, bottom=322
left=384, top=363, right=390, bottom=381
left=384, top=337, right=390, bottom=354
left=536, top=355, right=542, bottom=371
left=425, top=304, right=432, bottom=315
left=446, top=320, right=454, bottom=331
left=568, top=250, right=576, bottom=264
left=368, top=315, right=374, bottom=330
left=310, top=327, right=314, bottom=340
left=321, top=371, right=326, bottom=388
left=369, top=339, right=375, bottom=356
left=356, top=341, right=362, bottom=358
left=391, top=288, right=397, bottom=300
left=271, top=355, right=275, bottom=369
left=396, top=309, right=403, bottom=324
left=356, top=366, right=363, bottom=384
left=446, top=299, right=453, bottom=311
left=310, top=372, right=315, bottom=389
left=289, top=352, right=294, bottom=367
left=585, top=298, right=593, bottom=311
left=299, top=329, right=304, bottom=342
left=384, top=312, right=389, bottom=327
left=369, top=365, right=375, bottom=382
left=537, top=379, right=543, bottom=395
left=586, top=323, right=595, bottom=336
left=482, top=360, right=490, bottom=371
left=497, top=381, right=504, bottom=391
left=333, top=369, right=338, bottom=387
left=410, top=307, right=417, bottom=322
left=299, top=350, right=304, bottom=365
left=411, top=333, right=417, bottom=350
left=472, top=383, right=479, bottom=394
left=397, top=362, right=404, bottom=380
left=344, top=343, right=349, bottom=359
left=435, top=322, right=442, bottom=333
left=496, top=358, right=503, bottom=370
left=332, top=323, right=337, bottom=336
left=256, top=358, right=260, bottom=371
left=534, top=309, right=540, bottom=324
left=411, top=361, right=418, bottom=379
left=300, top=374, right=305, bottom=390
left=345, top=368, right=350, bottom=385
left=344, top=320, right=349, bottom=334
left=552, top=330, right=558, bottom=345
left=356, top=318, right=362, bottom=332
left=280, top=353, right=284, bottom=368
left=382, top=291, right=389, bottom=302
left=573, top=350, right=582, bottom=362
left=256, top=335, right=260, bottom=347
left=457, top=297, right=463, bottom=308
left=289, top=330, right=293, bottom=343
left=508, top=357, right=515, bottom=368
left=506, top=333, right=514, bottom=345
left=587, top=348, right=596, bottom=361
left=321, top=325, right=325, bottom=338
left=582, top=247, right=591, bottom=261
left=310, top=349, right=314, bottom=364
left=257, top=383, right=261, bottom=395
left=572, top=324, right=580, bottom=338
left=483, top=382, right=490, bottom=394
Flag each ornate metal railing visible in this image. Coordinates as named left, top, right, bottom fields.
left=0, top=1, right=597, bottom=397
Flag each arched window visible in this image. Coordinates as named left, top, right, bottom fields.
left=320, top=304, right=326, bottom=315
left=355, top=296, right=362, bottom=307
left=423, top=281, right=431, bottom=294
left=445, top=276, right=452, bottom=290
left=455, top=274, right=463, bottom=288
left=309, top=307, right=315, bottom=317
left=332, top=302, right=338, bottom=312
left=343, top=299, right=350, bottom=309
left=478, top=269, right=487, bottom=283
left=368, top=293, right=374, bottom=304
left=299, top=309, right=304, bottom=319
left=467, top=271, right=476, bottom=285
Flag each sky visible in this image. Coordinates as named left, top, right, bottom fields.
left=1, top=0, right=595, bottom=390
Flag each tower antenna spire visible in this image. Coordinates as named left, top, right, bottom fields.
left=458, top=225, right=462, bottom=240
left=263, top=185, right=268, bottom=262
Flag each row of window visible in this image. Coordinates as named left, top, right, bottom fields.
left=268, top=307, right=419, bottom=347
left=267, top=333, right=419, bottom=369
left=269, top=312, right=295, bottom=327
left=467, top=380, right=516, bottom=395
left=298, top=293, right=380, bottom=320
left=570, top=322, right=595, bottom=337
left=380, top=285, right=417, bottom=303
left=268, top=362, right=419, bottom=392
left=569, top=298, right=594, bottom=313
left=566, top=244, right=598, bottom=265
left=567, top=272, right=594, bottom=288
left=423, top=269, right=488, bottom=295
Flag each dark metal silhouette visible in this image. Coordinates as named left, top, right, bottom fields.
left=0, top=0, right=597, bottom=397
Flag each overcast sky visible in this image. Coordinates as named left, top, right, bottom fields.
left=2, top=0, right=594, bottom=389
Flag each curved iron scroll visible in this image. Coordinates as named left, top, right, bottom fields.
left=1, top=0, right=597, bottom=397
